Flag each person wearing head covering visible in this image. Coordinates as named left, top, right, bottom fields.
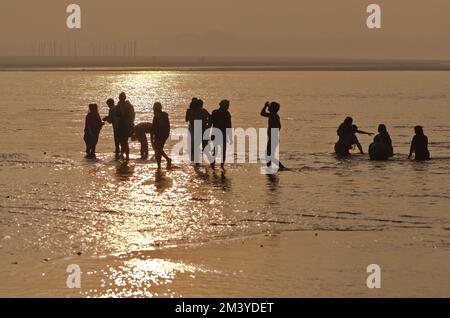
left=335, top=117, right=354, bottom=156
left=84, top=103, right=103, bottom=159
left=210, top=99, right=232, bottom=169
left=102, top=98, right=121, bottom=158
left=116, top=92, right=135, bottom=161
left=373, top=124, right=394, bottom=157
left=151, top=102, right=172, bottom=169
left=409, top=125, right=430, bottom=161
left=369, top=124, right=394, bottom=160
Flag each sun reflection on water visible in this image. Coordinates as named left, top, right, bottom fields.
left=85, top=258, right=214, bottom=298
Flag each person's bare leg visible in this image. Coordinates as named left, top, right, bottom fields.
left=162, top=151, right=172, bottom=169
left=221, top=139, right=227, bottom=169
left=156, top=150, right=162, bottom=169
left=356, top=142, right=364, bottom=154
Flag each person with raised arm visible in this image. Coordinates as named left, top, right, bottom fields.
left=261, top=101, right=287, bottom=171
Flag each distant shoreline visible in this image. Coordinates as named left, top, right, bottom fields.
left=1, top=56, right=450, bottom=72
left=2, top=66, right=450, bottom=72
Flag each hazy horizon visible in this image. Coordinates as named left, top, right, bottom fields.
left=1, top=1, right=450, bottom=60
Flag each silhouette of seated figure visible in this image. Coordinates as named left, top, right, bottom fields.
left=369, top=124, right=394, bottom=161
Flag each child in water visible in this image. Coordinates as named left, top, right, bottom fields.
left=84, top=103, right=103, bottom=159
left=348, top=125, right=373, bottom=154
left=131, top=122, right=154, bottom=160
left=408, top=125, right=430, bottom=161
left=260, top=101, right=287, bottom=170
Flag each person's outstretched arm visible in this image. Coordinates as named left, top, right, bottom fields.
left=356, top=129, right=374, bottom=136
left=260, top=102, right=270, bottom=118
left=103, top=109, right=112, bottom=123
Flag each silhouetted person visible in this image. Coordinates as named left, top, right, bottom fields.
left=84, top=103, right=103, bottom=159
left=210, top=99, right=232, bottom=169
left=409, top=126, right=430, bottom=161
left=198, top=99, right=211, bottom=151
left=132, top=122, right=154, bottom=159
left=186, top=98, right=210, bottom=164
left=335, top=117, right=354, bottom=156
left=185, top=97, right=198, bottom=129
left=116, top=92, right=135, bottom=161
left=335, top=117, right=372, bottom=155
left=261, top=101, right=286, bottom=170
left=350, top=125, right=373, bottom=154
left=102, top=98, right=121, bottom=158
left=373, top=124, right=394, bottom=158
left=186, top=98, right=198, bottom=162
left=152, top=102, right=172, bottom=169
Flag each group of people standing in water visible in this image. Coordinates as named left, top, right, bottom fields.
left=84, top=92, right=172, bottom=169
left=335, top=116, right=430, bottom=161
left=185, top=97, right=231, bottom=169
left=83, top=93, right=287, bottom=170
left=84, top=93, right=431, bottom=173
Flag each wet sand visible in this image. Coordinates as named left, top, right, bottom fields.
left=1, top=229, right=449, bottom=298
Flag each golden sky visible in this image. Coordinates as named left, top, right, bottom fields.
left=1, top=0, right=450, bottom=59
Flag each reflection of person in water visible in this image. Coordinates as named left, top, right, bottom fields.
left=152, top=102, right=172, bottom=170
left=260, top=101, right=287, bottom=170
left=116, top=92, right=135, bottom=161
left=115, top=161, right=134, bottom=181
left=84, top=103, right=103, bottom=159
left=210, top=99, right=232, bottom=169
left=131, top=122, right=154, bottom=159
left=369, top=124, right=394, bottom=160
left=409, top=125, right=430, bottom=161
left=102, top=98, right=121, bottom=158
